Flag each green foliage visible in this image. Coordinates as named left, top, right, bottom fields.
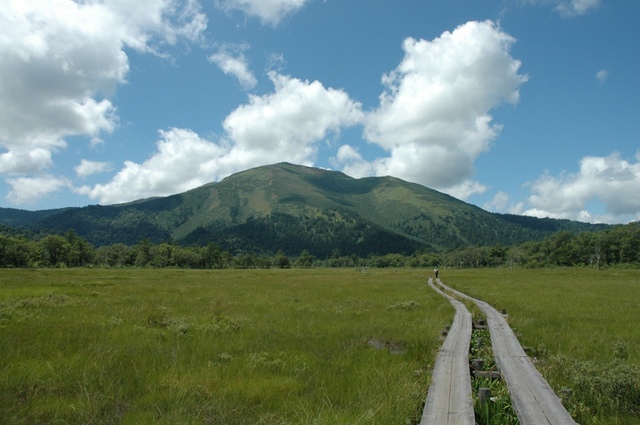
left=470, top=329, right=495, bottom=370
left=0, top=163, right=614, bottom=257
left=0, top=160, right=636, bottom=268
left=437, top=221, right=640, bottom=268
left=386, top=300, right=421, bottom=311
left=0, top=220, right=639, bottom=269
left=469, top=323, right=517, bottom=424
left=0, top=268, right=447, bottom=424
left=472, top=377, right=519, bottom=425
left=273, top=250, right=290, bottom=269
left=545, top=354, right=640, bottom=422
left=444, top=268, right=640, bottom=424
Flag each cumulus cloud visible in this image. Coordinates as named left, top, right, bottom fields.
left=209, top=45, right=258, bottom=89
left=0, top=0, right=207, bottom=203
left=333, top=20, right=527, bottom=199
left=75, top=159, right=113, bottom=178
left=330, top=145, right=375, bottom=179
left=77, top=128, right=227, bottom=205
left=523, top=152, right=640, bottom=223
left=0, top=148, right=54, bottom=175
left=221, top=72, right=364, bottom=169
left=79, top=73, right=363, bottom=204
left=216, top=0, right=309, bottom=26
left=484, top=191, right=511, bottom=212
left=6, top=175, right=70, bottom=205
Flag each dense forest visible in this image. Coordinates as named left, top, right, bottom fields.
left=0, top=222, right=637, bottom=269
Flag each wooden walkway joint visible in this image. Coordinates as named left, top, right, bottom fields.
left=434, top=279, right=577, bottom=425
left=420, top=278, right=475, bottom=425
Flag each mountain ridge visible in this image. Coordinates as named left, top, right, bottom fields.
left=0, top=162, right=609, bottom=257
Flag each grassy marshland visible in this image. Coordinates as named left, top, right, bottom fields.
left=443, top=268, right=640, bottom=425
left=2, top=267, right=639, bottom=424
left=0, top=268, right=448, bottom=424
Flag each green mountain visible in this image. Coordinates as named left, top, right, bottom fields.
left=0, top=163, right=608, bottom=257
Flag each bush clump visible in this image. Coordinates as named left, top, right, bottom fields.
left=386, top=300, right=421, bottom=311
left=545, top=352, right=640, bottom=422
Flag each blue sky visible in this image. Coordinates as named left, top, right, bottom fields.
left=1, top=0, right=638, bottom=224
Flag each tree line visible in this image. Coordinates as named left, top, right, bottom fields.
left=0, top=222, right=637, bottom=269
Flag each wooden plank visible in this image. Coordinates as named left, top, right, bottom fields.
left=436, top=279, right=577, bottom=425
left=420, top=278, right=475, bottom=425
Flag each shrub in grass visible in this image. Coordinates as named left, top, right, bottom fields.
left=544, top=354, right=640, bottom=422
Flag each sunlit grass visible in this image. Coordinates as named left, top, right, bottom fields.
left=6, top=267, right=636, bottom=424
left=442, top=268, right=640, bottom=424
left=0, top=268, right=450, bottom=424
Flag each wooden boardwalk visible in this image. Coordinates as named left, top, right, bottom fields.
left=435, top=279, right=577, bottom=425
left=420, top=278, right=475, bottom=425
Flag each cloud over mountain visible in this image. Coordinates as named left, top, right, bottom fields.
left=335, top=21, right=527, bottom=200
left=0, top=1, right=634, bottom=226
left=79, top=73, right=363, bottom=204
left=523, top=152, right=640, bottom=223
left=0, top=0, right=207, bottom=202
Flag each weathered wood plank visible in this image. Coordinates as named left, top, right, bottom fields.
left=436, top=279, right=577, bottom=425
left=420, top=278, right=475, bottom=425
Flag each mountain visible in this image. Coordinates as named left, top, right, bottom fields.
left=0, top=163, right=608, bottom=257
left=0, top=207, right=71, bottom=227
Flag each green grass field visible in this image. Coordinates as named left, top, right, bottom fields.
left=442, top=268, right=640, bottom=424
left=0, top=268, right=449, bottom=424
left=2, top=268, right=639, bottom=424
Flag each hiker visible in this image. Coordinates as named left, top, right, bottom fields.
left=434, top=267, right=439, bottom=279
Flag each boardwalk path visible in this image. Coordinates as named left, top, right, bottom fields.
left=419, top=278, right=475, bottom=425
left=434, top=278, right=577, bottom=425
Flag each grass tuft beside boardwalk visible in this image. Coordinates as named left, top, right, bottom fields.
left=0, top=268, right=449, bottom=424
left=442, top=268, right=640, bottom=425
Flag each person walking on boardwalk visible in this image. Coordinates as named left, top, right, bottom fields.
left=434, top=267, right=439, bottom=279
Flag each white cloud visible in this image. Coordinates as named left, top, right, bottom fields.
left=75, top=159, right=112, bottom=178
left=520, top=0, right=600, bottom=17
left=555, top=0, right=600, bottom=17
left=0, top=148, right=55, bottom=175
left=596, top=69, right=608, bottom=84
left=6, top=175, right=70, bottom=205
left=216, top=0, right=309, bottom=26
left=209, top=45, right=258, bottom=89
left=447, top=180, right=488, bottom=202
left=0, top=0, right=207, bottom=202
left=523, top=152, right=640, bottom=223
left=331, top=145, right=375, bottom=179
left=483, top=191, right=529, bottom=217
left=80, top=73, right=364, bottom=204
left=221, top=72, right=364, bottom=169
left=333, top=20, right=527, bottom=199
left=334, top=145, right=363, bottom=164
left=77, top=128, right=227, bottom=205
left=266, top=53, right=287, bottom=73
left=484, top=191, right=511, bottom=212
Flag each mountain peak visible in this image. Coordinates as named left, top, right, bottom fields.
left=0, top=163, right=608, bottom=256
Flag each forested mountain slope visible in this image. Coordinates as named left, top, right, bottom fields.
left=0, top=163, right=608, bottom=256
